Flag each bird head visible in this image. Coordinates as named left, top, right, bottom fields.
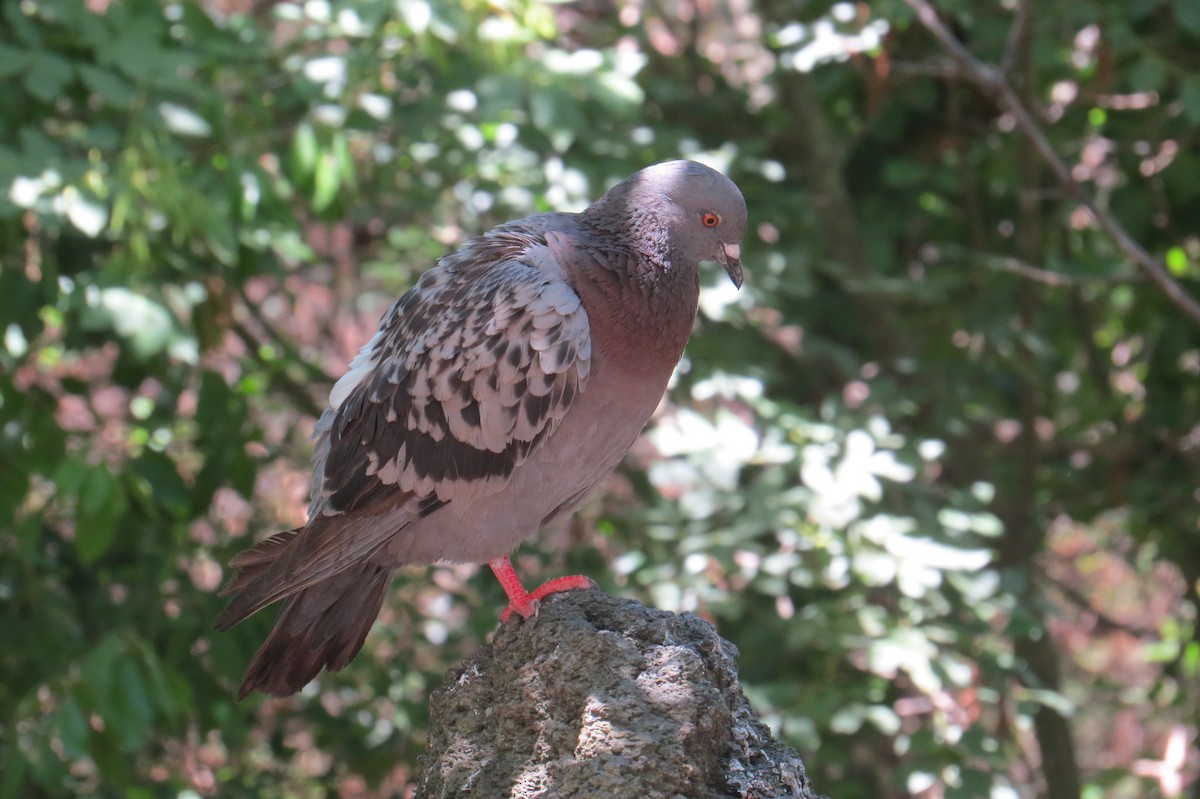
left=583, top=160, right=749, bottom=288
left=652, top=160, right=748, bottom=288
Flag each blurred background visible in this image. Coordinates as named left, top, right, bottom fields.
left=2, top=0, right=1198, bottom=796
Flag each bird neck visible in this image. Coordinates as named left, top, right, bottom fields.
left=550, top=231, right=699, bottom=369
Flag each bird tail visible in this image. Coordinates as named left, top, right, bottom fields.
left=215, top=529, right=394, bottom=699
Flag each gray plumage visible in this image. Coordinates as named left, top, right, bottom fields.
left=216, top=160, right=747, bottom=698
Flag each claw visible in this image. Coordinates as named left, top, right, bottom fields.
left=488, top=556, right=597, bottom=622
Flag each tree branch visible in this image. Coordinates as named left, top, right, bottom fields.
left=998, top=0, right=1030, bottom=78
left=231, top=289, right=328, bottom=419
left=904, top=0, right=1200, bottom=327
left=922, top=244, right=1142, bottom=287
left=1042, top=573, right=1160, bottom=638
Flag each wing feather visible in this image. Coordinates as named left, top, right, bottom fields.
left=314, top=237, right=591, bottom=519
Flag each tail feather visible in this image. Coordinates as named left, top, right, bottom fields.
left=233, top=561, right=393, bottom=699
left=218, top=528, right=302, bottom=598
left=216, top=529, right=395, bottom=699
left=216, top=512, right=403, bottom=631
left=214, top=534, right=303, bottom=631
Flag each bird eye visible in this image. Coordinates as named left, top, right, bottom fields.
left=701, top=212, right=721, bottom=227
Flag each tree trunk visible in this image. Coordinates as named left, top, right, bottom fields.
left=414, top=592, right=823, bottom=799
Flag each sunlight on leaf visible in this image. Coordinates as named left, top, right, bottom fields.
left=158, top=103, right=212, bottom=137
left=85, top=287, right=173, bottom=358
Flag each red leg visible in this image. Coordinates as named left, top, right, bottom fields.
left=488, top=556, right=597, bottom=622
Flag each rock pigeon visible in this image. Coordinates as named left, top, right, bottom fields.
left=216, top=160, right=747, bottom=698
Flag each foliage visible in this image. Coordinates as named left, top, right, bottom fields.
left=1, top=0, right=1197, bottom=797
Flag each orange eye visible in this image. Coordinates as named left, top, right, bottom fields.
left=701, top=212, right=721, bottom=227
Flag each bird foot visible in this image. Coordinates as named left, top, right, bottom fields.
left=488, top=556, right=597, bottom=622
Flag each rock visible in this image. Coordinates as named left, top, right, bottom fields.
left=414, top=591, right=823, bottom=799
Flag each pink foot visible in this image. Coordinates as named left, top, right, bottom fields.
left=488, top=556, right=598, bottom=622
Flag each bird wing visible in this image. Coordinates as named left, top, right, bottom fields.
left=317, top=239, right=592, bottom=515
left=317, top=236, right=591, bottom=545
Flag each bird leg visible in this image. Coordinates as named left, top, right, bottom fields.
left=488, top=555, right=597, bottom=622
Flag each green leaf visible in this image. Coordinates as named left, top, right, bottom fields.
left=79, top=636, right=155, bottom=753
left=333, top=131, right=355, bottom=186
left=158, top=102, right=212, bottom=137
left=76, top=467, right=121, bottom=564
left=78, top=65, right=135, bottom=107
left=110, top=656, right=155, bottom=750
left=1127, top=58, right=1166, bottom=92
left=17, top=126, right=62, bottom=166
left=129, top=450, right=191, bottom=519
left=94, top=16, right=169, bottom=83
left=312, top=151, right=341, bottom=212
left=130, top=641, right=183, bottom=723
left=55, top=695, right=90, bottom=761
left=1165, top=246, right=1192, bottom=277
left=64, top=191, right=108, bottom=237
left=0, top=44, right=29, bottom=79
left=81, top=634, right=123, bottom=705
left=290, top=123, right=319, bottom=185
left=1181, top=78, right=1200, bottom=126
left=54, top=456, right=89, bottom=497
left=195, top=370, right=235, bottom=432
left=86, top=726, right=130, bottom=785
left=1176, top=0, right=1200, bottom=36
left=529, top=84, right=582, bottom=151
left=84, top=287, right=174, bottom=358
left=475, top=75, right=524, bottom=117
left=882, top=159, right=929, bottom=188
left=593, top=71, right=644, bottom=111
left=24, top=52, right=74, bottom=103
left=0, top=740, right=27, bottom=799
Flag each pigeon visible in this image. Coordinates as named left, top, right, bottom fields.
left=216, top=160, right=747, bottom=698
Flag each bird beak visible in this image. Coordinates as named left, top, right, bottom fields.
left=717, top=242, right=743, bottom=289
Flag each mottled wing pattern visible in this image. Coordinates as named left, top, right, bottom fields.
left=311, top=231, right=592, bottom=523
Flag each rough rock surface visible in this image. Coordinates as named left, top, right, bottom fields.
left=414, top=592, right=823, bottom=799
